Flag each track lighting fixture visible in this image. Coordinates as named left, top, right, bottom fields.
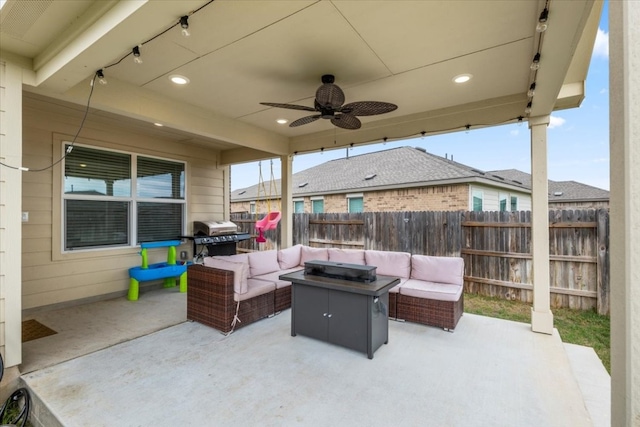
left=96, top=69, right=107, bottom=85
left=180, top=16, right=190, bottom=37
left=530, top=53, right=541, bottom=70
left=537, top=8, right=549, bottom=32
left=527, top=82, right=536, bottom=97
left=132, top=46, right=142, bottom=64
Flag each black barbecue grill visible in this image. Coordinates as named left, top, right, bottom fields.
left=183, top=220, right=250, bottom=257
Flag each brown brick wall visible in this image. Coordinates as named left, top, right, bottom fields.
left=364, top=184, right=469, bottom=212
left=230, top=184, right=470, bottom=213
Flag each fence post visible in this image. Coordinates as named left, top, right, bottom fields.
left=596, top=208, right=610, bottom=315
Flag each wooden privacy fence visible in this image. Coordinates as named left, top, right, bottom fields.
left=231, top=209, right=609, bottom=314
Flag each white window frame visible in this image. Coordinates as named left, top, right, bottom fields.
left=346, top=193, right=364, bottom=213
left=61, top=143, right=187, bottom=252
left=249, top=202, right=256, bottom=214
left=471, top=188, right=484, bottom=211
left=311, top=196, right=324, bottom=213
left=293, top=198, right=304, bottom=213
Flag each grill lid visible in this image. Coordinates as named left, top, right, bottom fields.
left=193, top=220, right=238, bottom=236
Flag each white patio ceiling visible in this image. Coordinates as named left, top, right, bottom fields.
left=0, top=0, right=602, bottom=163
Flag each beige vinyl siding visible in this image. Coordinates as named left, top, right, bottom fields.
left=0, top=61, right=23, bottom=367
left=21, top=94, right=224, bottom=310
left=470, top=185, right=531, bottom=212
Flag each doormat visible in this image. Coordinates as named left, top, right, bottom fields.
left=22, top=319, right=57, bottom=343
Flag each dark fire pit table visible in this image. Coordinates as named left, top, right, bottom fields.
left=279, top=262, right=400, bottom=359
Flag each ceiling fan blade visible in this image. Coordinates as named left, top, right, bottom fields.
left=289, top=115, right=321, bottom=127
left=260, top=102, right=316, bottom=112
left=331, top=114, right=361, bottom=130
left=315, top=83, right=345, bottom=109
left=340, top=101, right=398, bottom=116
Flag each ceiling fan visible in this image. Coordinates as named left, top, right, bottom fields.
left=260, top=74, right=397, bottom=130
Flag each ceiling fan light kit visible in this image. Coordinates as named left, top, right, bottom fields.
left=260, top=74, right=397, bottom=130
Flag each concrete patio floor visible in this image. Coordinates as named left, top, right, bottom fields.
left=19, top=288, right=610, bottom=427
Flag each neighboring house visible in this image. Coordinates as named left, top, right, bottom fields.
left=487, top=169, right=610, bottom=209
left=231, top=147, right=609, bottom=214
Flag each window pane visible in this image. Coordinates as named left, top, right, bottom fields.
left=511, top=196, right=518, bottom=211
left=137, top=202, right=183, bottom=243
left=137, top=157, right=185, bottom=199
left=294, top=201, right=304, bottom=213
left=250, top=202, right=256, bottom=214
left=312, top=199, right=324, bottom=213
left=499, top=195, right=507, bottom=212
left=348, top=197, right=363, bottom=213
left=65, top=200, right=129, bottom=249
left=472, top=190, right=483, bottom=211
left=64, top=145, right=131, bottom=196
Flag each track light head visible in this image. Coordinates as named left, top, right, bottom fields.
left=537, top=8, right=549, bottom=32
left=530, top=53, right=541, bottom=70
left=527, top=82, right=536, bottom=97
left=132, top=46, right=142, bottom=64
left=96, top=69, right=107, bottom=85
left=180, top=16, right=190, bottom=37
left=525, top=101, right=533, bottom=115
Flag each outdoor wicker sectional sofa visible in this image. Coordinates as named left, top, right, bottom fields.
left=186, top=245, right=464, bottom=334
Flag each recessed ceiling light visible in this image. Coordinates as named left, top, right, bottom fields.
left=169, top=75, right=190, bottom=85
left=276, top=119, right=288, bottom=124
left=453, top=74, right=472, bottom=84
left=153, top=122, right=164, bottom=127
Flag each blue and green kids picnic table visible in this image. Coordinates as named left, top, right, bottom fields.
left=128, top=240, right=189, bottom=301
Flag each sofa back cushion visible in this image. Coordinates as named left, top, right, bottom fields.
left=214, top=253, right=249, bottom=265
left=300, top=246, right=329, bottom=265
left=248, top=250, right=280, bottom=277
left=328, top=248, right=365, bottom=265
left=203, top=257, right=249, bottom=294
left=365, top=250, right=411, bottom=278
left=278, top=244, right=303, bottom=269
left=410, top=255, right=464, bottom=285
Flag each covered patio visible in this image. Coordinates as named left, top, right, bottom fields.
left=20, top=287, right=609, bottom=427
left=1, top=1, right=638, bottom=425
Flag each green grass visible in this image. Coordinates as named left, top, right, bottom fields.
left=464, top=293, right=610, bottom=373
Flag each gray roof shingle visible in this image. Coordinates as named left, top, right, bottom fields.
left=231, top=147, right=609, bottom=202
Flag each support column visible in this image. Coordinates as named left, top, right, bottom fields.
left=529, top=115, right=553, bottom=334
left=609, top=1, right=640, bottom=424
left=0, top=61, right=23, bottom=370
left=280, top=154, right=293, bottom=248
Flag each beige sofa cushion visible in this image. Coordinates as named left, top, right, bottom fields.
left=388, top=278, right=408, bottom=293
left=300, top=246, right=329, bottom=265
left=328, top=248, right=365, bottom=265
left=410, top=255, right=464, bottom=285
left=399, top=278, right=463, bottom=302
left=278, top=244, right=303, bottom=269
left=365, top=250, right=411, bottom=278
left=235, top=278, right=276, bottom=302
left=248, top=250, right=280, bottom=277
left=252, top=267, right=301, bottom=289
left=203, top=257, right=249, bottom=294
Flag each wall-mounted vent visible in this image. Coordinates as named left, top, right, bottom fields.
left=298, top=182, right=308, bottom=188
left=364, top=174, right=377, bottom=180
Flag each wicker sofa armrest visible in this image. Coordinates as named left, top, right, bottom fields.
left=187, top=264, right=236, bottom=332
